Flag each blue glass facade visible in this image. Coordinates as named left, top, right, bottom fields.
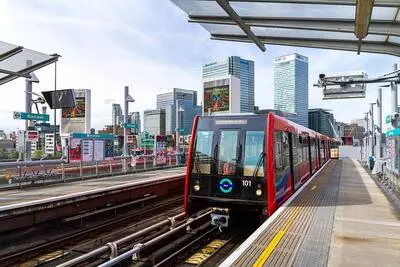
left=156, top=88, right=201, bottom=135
left=274, top=54, right=309, bottom=127
left=202, top=56, right=255, bottom=113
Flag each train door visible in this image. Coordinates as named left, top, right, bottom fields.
left=309, top=137, right=315, bottom=173
left=274, top=131, right=292, bottom=205
left=290, top=133, right=301, bottom=191
left=317, top=138, right=321, bottom=168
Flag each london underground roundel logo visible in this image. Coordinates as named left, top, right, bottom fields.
left=219, top=178, right=233, bottom=193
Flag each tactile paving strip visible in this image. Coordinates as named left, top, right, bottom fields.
left=233, top=160, right=342, bottom=267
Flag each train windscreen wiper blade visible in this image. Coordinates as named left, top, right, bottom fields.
left=253, top=152, right=265, bottom=177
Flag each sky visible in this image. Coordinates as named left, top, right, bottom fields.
left=0, top=0, right=398, bottom=133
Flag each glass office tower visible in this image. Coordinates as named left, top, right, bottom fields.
left=274, top=53, right=309, bottom=127
left=203, top=56, right=255, bottom=113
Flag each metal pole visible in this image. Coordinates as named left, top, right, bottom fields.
left=364, top=112, right=369, bottom=158
left=175, top=99, right=179, bottom=156
left=370, top=103, right=375, bottom=157
left=53, top=60, right=57, bottom=156
left=377, top=88, right=383, bottom=158
left=124, top=86, right=129, bottom=157
left=391, top=63, right=398, bottom=113
left=25, top=60, right=33, bottom=161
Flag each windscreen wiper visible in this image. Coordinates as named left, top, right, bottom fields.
left=253, top=152, right=265, bottom=177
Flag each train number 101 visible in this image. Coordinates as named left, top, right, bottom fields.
left=242, top=180, right=252, bottom=187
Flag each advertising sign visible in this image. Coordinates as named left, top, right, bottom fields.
left=94, top=140, right=105, bottom=161
left=69, top=138, right=82, bottom=162
left=61, top=89, right=91, bottom=134
left=203, top=85, right=230, bottom=112
left=82, top=140, right=93, bottom=162
left=104, top=139, right=114, bottom=159
left=155, top=135, right=167, bottom=165
left=127, top=135, right=134, bottom=144
left=26, top=131, right=39, bottom=142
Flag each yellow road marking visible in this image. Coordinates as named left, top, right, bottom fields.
left=252, top=182, right=319, bottom=267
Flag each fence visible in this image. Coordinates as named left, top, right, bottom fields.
left=0, top=153, right=186, bottom=189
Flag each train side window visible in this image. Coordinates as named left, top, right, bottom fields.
left=275, top=131, right=290, bottom=180
left=192, top=131, right=213, bottom=174
left=243, top=131, right=265, bottom=177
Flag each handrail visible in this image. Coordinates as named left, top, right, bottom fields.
left=0, top=159, right=65, bottom=168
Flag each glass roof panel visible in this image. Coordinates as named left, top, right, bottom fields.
left=170, top=0, right=226, bottom=16
left=230, top=2, right=356, bottom=19
left=0, top=41, right=18, bottom=56
left=0, top=41, right=58, bottom=85
left=388, top=36, right=400, bottom=44
left=371, top=7, right=397, bottom=20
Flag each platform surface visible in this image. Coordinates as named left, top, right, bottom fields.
left=0, top=167, right=185, bottom=209
left=221, top=159, right=400, bottom=267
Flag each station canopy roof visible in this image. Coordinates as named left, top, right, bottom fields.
left=0, top=41, right=59, bottom=86
left=171, top=0, right=400, bottom=57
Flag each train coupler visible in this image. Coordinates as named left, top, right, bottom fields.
left=211, top=208, right=230, bottom=230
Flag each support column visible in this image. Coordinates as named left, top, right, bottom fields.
left=25, top=60, right=33, bottom=161
left=370, top=103, right=375, bottom=157
left=123, top=86, right=129, bottom=157
left=377, top=88, right=383, bottom=158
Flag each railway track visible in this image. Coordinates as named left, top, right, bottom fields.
left=0, top=194, right=183, bottom=266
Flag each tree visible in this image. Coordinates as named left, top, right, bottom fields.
left=32, top=150, right=44, bottom=159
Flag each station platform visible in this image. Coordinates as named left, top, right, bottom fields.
left=0, top=167, right=185, bottom=209
left=221, top=159, right=400, bottom=267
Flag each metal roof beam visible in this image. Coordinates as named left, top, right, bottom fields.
left=215, top=0, right=266, bottom=52
left=0, top=56, right=58, bottom=86
left=0, top=68, right=31, bottom=78
left=211, top=34, right=400, bottom=56
left=189, top=16, right=400, bottom=36
left=0, top=46, right=23, bottom=62
left=211, top=0, right=400, bottom=8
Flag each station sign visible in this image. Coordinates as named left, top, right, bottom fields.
left=13, top=111, right=49, bottom=121
left=123, top=123, right=137, bottom=129
left=26, top=130, right=39, bottom=142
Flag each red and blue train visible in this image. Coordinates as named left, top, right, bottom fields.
left=184, top=113, right=336, bottom=226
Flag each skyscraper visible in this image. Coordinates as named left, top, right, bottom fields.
left=143, top=109, right=166, bottom=135
left=202, top=56, right=255, bottom=113
left=274, top=53, right=309, bottom=127
left=157, top=88, right=201, bottom=135
left=112, top=103, right=123, bottom=126
left=129, top=112, right=141, bottom=134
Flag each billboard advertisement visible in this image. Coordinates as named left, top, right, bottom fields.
left=69, top=138, right=82, bottom=162
left=203, top=85, right=229, bottom=112
left=155, top=135, right=167, bottom=165
left=61, top=89, right=91, bottom=134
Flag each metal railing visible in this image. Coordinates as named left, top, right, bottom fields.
left=381, top=163, right=400, bottom=195
left=0, top=152, right=187, bottom=189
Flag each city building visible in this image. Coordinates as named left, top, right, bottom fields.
left=274, top=53, right=309, bottom=127
left=156, top=88, right=201, bottom=135
left=255, top=109, right=297, bottom=122
left=44, top=133, right=55, bottom=155
left=143, top=109, right=166, bottom=135
left=308, top=108, right=335, bottom=138
left=33, top=123, right=60, bottom=151
left=202, top=75, right=241, bottom=115
left=202, top=56, right=255, bottom=113
left=128, top=111, right=141, bottom=134
left=0, top=130, right=7, bottom=140
left=112, top=103, right=123, bottom=126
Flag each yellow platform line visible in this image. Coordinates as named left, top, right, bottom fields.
left=252, top=185, right=318, bottom=267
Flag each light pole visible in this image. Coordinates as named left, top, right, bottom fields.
left=50, top=54, right=61, bottom=157
left=363, top=112, right=369, bottom=159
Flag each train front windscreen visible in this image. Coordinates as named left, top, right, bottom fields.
left=189, top=115, right=267, bottom=207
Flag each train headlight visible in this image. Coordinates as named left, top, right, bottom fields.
left=193, top=184, right=200, bottom=191
left=256, top=189, right=262, bottom=196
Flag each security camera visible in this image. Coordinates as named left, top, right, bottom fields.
left=319, top=73, right=326, bottom=79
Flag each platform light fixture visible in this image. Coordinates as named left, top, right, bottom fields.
left=355, top=0, right=374, bottom=39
